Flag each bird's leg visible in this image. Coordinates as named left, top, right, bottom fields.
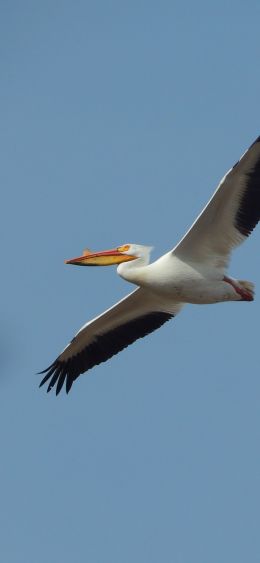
left=223, top=276, right=254, bottom=301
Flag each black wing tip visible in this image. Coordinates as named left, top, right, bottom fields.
left=38, top=360, right=74, bottom=395
left=38, top=363, right=55, bottom=375
left=234, top=135, right=260, bottom=237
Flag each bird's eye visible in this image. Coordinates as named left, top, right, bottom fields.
left=118, top=244, right=130, bottom=252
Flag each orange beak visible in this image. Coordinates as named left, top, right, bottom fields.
left=65, top=247, right=137, bottom=266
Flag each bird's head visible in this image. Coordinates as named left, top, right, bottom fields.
left=65, top=243, right=153, bottom=267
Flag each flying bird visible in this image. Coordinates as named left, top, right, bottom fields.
left=40, top=136, right=260, bottom=395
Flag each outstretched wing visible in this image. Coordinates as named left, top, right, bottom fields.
left=173, top=136, right=260, bottom=269
left=39, top=288, right=183, bottom=395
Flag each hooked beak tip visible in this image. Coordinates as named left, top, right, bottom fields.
left=65, top=258, right=78, bottom=265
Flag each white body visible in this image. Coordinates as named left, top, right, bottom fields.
left=118, top=252, right=238, bottom=304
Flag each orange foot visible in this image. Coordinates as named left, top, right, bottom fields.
left=223, top=276, right=254, bottom=301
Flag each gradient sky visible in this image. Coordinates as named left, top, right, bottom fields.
left=1, top=2, right=260, bottom=562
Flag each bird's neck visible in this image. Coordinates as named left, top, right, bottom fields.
left=117, top=258, right=149, bottom=286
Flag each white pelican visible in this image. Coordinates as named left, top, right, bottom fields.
left=40, top=136, right=260, bottom=395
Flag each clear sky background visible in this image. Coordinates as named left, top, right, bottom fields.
left=1, top=2, right=260, bottom=562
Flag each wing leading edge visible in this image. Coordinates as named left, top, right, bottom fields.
left=173, top=136, right=260, bottom=267
left=39, top=288, right=182, bottom=395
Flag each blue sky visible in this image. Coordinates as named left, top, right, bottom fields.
left=1, top=2, right=260, bottom=562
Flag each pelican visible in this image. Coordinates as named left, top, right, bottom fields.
left=40, top=136, right=260, bottom=395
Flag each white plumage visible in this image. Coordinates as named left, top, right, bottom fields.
left=40, top=136, right=260, bottom=394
